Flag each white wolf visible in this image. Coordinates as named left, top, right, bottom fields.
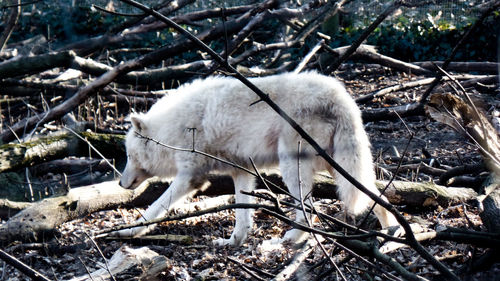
left=118, top=71, right=398, bottom=246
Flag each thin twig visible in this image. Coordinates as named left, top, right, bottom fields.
left=359, top=110, right=415, bottom=228
left=294, top=39, right=324, bottom=73
left=91, top=4, right=143, bottom=17
left=0, top=0, right=39, bottom=9
left=434, top=64, right=490, bottom=151
left=328, top=238, right=403, bottom=281
left=78, top=256, right=97, bottom=281
left=85, top=232, right=117, bottom=281
left=294, top=140, right=347, bottom=279
left=272, top=238, right=317, bottom=281
left=135, top=131, right=294, bottom=199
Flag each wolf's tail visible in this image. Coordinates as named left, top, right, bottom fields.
left=329, top=102, right=398, bottom=227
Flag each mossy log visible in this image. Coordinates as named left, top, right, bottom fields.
left=202, top=172, right=478, bottom=208
left=0, top=131, right=126, bottom=173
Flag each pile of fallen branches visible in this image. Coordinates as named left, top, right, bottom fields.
left=1, top=0, right=500, bottom=280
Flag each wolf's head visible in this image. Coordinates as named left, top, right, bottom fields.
left=119, top=114, right=153, bottom=189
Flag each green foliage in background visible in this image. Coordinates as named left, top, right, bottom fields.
left=6, top=2, right=499, bottom=62
left=330, top=11, right=499, bottom=62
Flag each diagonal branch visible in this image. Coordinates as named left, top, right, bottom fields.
left=118, top=0, right=458, bottom=279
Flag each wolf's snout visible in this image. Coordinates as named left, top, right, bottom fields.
left=118, top=178, right=127, bottom=188
left=119, top=163, right=152, bottom=189
left=119, top=174, right=141, bottom=189
left=118, top=165, right=136, bottom=189
left=118, top=176, right=132, bottom=189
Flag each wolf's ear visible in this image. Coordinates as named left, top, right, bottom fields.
left=130, top=115, right=147, bottom=133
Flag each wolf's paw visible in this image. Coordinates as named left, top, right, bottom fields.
left=258, top=238, right=285, bottom=252
left=213, top=230, right=248, bottom=246
left=392, top=223, right=423, bottom=237
left=111, top=225, right=150, bottom=238
left=258, top=230, right=310, bottom=252
left=213, top=237, right=233, bottom=246
left=281, top=229, right=309, bottom=244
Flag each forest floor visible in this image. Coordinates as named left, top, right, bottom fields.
left=1, top=65, right=499, bottom=280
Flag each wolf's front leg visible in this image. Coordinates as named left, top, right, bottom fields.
left=214, top=173, right=255, bottom=246
left=114, top=192, right=170, bottom=237
left=115, top=172, right=197, bottom=237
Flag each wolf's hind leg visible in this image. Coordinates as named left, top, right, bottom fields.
left=277, top=138, right=315, bottom=244
left=214, top=172, right=255, bottom=246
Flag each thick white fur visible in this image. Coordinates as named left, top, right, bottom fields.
left=118, top=71, right=398, bottom=246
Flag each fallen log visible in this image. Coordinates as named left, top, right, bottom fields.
left=0, top=171, right=478, bottom=243
left=361, top=102, right=426, bottom=122
left=0, top=51, right=76, bottom=79
left=356, top=74, right=494, bottom=105
left=347, top=45, right=432, bottom=75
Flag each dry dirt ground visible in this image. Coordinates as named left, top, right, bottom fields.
left=1, top=65, right=499, bottom=280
